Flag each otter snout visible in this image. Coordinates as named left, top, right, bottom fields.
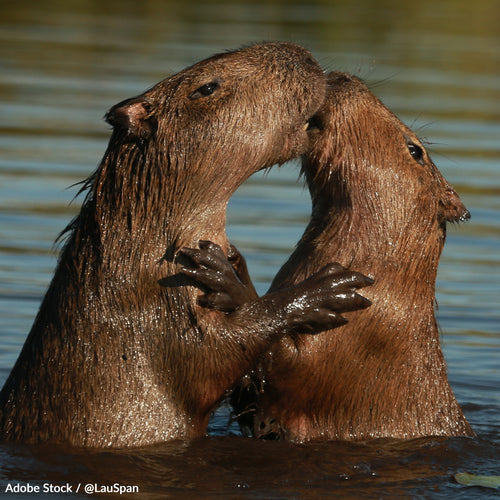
left=439, top=185, right=470, bottom=223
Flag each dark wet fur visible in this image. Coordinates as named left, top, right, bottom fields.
left=234, top=72, right=473, bottom=442
left=0, top=42, right=327, bottom=447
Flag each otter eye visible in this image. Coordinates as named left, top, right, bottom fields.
left=407, top=141, right=425, bottom=166
left=190, top=81, right=220, bottom=100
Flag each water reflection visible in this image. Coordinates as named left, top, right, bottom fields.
left=2, top=435, right=493, bottom=499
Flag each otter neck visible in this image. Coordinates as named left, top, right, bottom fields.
left=0, top=139, right=235, bottom=446
left=91, top=141, right=233, bottom=256
left=303, top=161, right=445, bottom=290
left=303, top=189, right=442, bottom=347
left=270, top=162, right=469, bottom=439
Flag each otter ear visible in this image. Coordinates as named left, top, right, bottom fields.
left=105, top=97, right=157, bottom=140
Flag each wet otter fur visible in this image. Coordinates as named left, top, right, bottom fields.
left=197, top=72, right=474, bottom=441
left=0, top=43, right=346, bottom=447
left=254, top=72, right=474, bottom=441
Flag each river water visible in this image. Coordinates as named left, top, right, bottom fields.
left=0, top=0, right=499, bottom=498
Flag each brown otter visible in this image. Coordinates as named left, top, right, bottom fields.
left=189, top=71, right=474, bottom=441
left=0, top=45, right=374, bottom=447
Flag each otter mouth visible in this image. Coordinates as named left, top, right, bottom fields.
left=304, top=114, right=324, bottom=132
left=458, top=209, right=471, bottom=223
left=439, top=187, right=471, bottom=224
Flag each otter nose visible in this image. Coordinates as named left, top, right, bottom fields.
left=439, top=185, right=470, bottom=223
left=459, top=207, right=471, bottom=223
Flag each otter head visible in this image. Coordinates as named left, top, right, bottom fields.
left=104, top=42, right=326, bottom=204
left=304, top=71, right=469, bottom=259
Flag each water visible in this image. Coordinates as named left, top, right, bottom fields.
left=0, top=0, right=499, bottom=497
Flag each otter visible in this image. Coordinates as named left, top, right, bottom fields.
left=0, top=45, right=375, bottom=448
left=187, top=71, right=474, bottom=441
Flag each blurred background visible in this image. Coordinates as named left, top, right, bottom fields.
left=0, top=0, right=499, bottom=497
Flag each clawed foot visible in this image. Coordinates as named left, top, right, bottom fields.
left=279, top=263, right=373, bottom=334
left=178, top=240, right=374, bottom=333
left=177, top=240, right=258, bottom=312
